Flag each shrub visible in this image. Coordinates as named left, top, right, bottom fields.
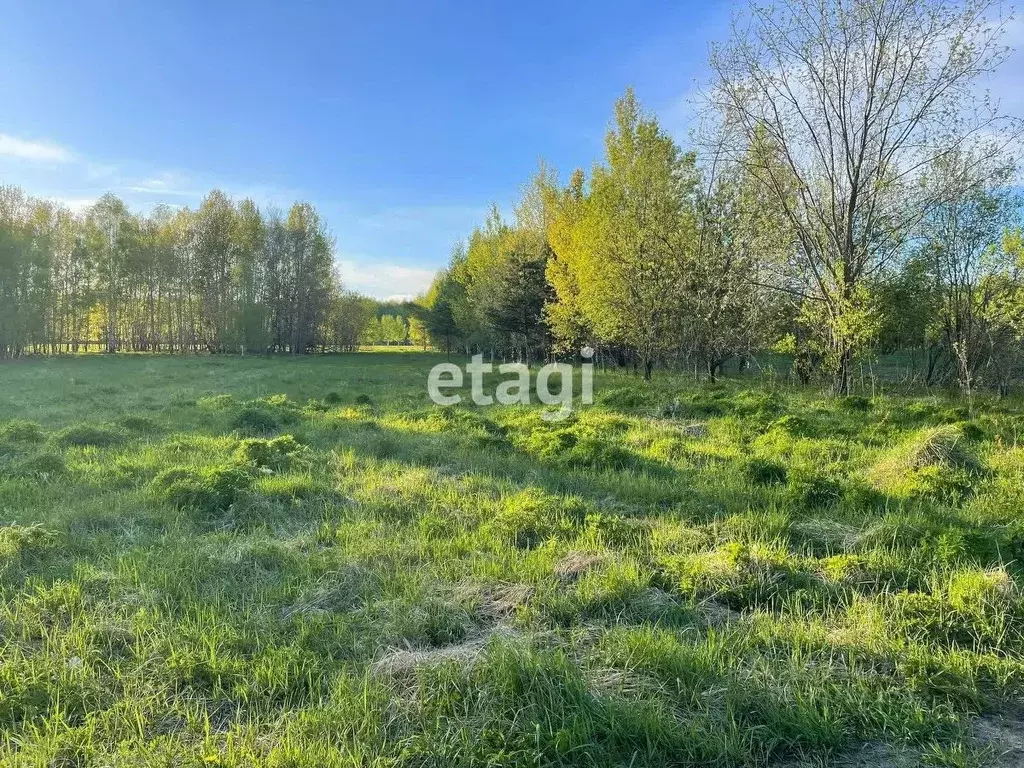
left=53, top=423, right=124, bottom=448
left=744, top=458, right=787, bottom=486
left=0, top=420, right=44, bottom=443
left=324, top=392, right=343, bottom=404
left=355, top=394, right=373, bottom=405
left=151, top=464, right=254, bottom=515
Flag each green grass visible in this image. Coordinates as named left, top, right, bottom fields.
left=1, top=352, right=1024, bottom=766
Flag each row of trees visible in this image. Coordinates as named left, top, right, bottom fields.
left=416, top=0, right=1024, bottom=394
left=0, top=189, right=380, bottom=357
left=359, top=312, right=430, bottom=347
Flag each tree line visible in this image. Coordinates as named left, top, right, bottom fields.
left=414, top=0, right=1024, bottom=395
left=0, top=188, right=389, bottom=357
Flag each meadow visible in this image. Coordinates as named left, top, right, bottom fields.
left=2, top=353, right=1024, bottom=766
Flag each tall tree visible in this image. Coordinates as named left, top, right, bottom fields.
left=547, top=89, right=698, bottom=378
left=708, top=0, right=1018, bottom=393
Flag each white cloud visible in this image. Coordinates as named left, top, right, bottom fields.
left=125, top=171, right=201, bottom=197
left=0, top=134, right=73, bottom=163
left=47, top=196, right=96, bottom=213
left=336, top=258, right=436, bottom=300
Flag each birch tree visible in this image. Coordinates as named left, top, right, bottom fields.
left=707, top=0, right=1018, bottom=393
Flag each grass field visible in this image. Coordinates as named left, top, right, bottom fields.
left=2, top=353, right=1024, bottom=766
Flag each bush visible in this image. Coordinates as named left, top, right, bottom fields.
left=151, top=464, right=254, bottom=515
left=355, top=394, right=373, bottom=405
left=324, top=392, right=343, bottom=404
left=53, top=423, right=124, bottom=448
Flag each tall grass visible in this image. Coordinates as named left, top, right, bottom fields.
left=0, top=352, right=1022, bottom=766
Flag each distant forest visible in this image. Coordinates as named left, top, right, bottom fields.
left=2, top=0, right=1023, bottom=398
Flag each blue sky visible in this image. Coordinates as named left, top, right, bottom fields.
left=0, top=0, right=728, bottom=298
left=1, top=1, right=1020, bottom=299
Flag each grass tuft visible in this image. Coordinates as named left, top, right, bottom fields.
left=52, top=423, right=124, bottom=448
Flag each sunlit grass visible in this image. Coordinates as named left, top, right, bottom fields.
left=0, top=352, right=1022, bottom=766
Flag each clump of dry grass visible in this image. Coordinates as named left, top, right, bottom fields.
left=371, top=626, right=519, bottom=676
left=554, top=551, right=606, bottom=581
left=868, top=425, right=983, bottom=497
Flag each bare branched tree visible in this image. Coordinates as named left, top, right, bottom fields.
left=707, top=0, right=1020, bottom=393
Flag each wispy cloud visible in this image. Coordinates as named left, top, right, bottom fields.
left=336, top=257, right=436, bottom=300
left=46, top=196, right=97, bottom=213
left=0, top=134, right=73, bottom=163
left=125, top=171, right=199, bottom=197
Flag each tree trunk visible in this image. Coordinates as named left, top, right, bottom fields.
left=834, top=347, right=853, bottom=395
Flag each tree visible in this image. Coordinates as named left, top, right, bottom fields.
left=707, top=0, right=1018, bottom=393
left=408, top=310, right=430, bottom=350
left=232, top=199, right=269, bottom=353
left=381, top=314, right=408, bottom=345
left=546, top=89, right=698, bottom=378
left=685, top=137, right=791, bottom=380
left=423, top=268, right=462, bottom=356
left=919, top=152, right=1020, bottom=394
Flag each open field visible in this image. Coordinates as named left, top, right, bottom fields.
left=2, top=353, right=1024, bottom=766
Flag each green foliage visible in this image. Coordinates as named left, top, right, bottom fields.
left=11, top=452, right=67, bottom=478
left=484, top=490, right=573, bottom=549
left=744, top=458, right=787, bottom=486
